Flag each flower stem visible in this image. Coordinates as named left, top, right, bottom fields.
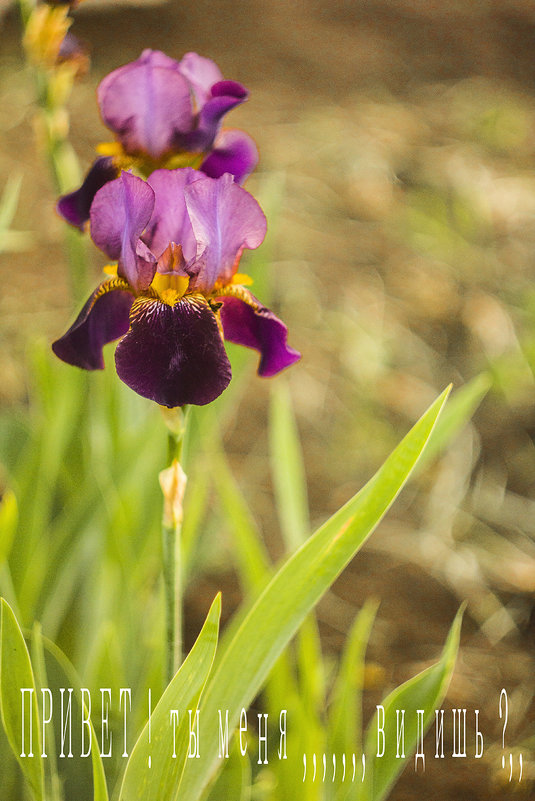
left=160, top=406, right=189, bottom=683
left=18, top=0, right=90, bottom=303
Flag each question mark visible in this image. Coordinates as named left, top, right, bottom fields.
left=499, top=688, right=508, bottom=771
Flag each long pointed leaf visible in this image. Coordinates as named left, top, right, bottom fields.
left=0, top=489, right=17, bottom=565
left=33, top=628, right=110, bottom=801
left=360, top=605, right=464, bottom=801
left=118, top=593, right=221, bottom=801
left=269, top=380, right=310, bottom=550
left=0, top=598, right=44, bottom=801
left=328, top=599, right=379, bottom=760
left=416, top=373, right=490, bottom=470
left=177, top=386, right=451, bottom=801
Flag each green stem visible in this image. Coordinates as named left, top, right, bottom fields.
left=18, top=0, right=90, bottom=302
left=162, top=517, right=180, bottom=683
left=161, top=406, right=190, bottom=683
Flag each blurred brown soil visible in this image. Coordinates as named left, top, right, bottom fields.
left=2, top=1, right=535, bottom=799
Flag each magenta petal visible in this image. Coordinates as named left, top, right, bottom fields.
left=192, top=81, right=248, bottom=149
left=185, top=173, right=267, bottom=292
left=57, top=157, right=118, bottom=229
left=219, top=295, right=300, bottom=376
left=177, top=52, right=223, bottom=108
left=97, top=50, right=193, bottom=159
left=200, top=129, right=258, bottom=185
left=145, top=168, right=201, bottom=261
left=90, top=172, right=156, bottom=291
left=115, top=296, right=232, bottom=407
left=52, top=282, right=133, bottom=370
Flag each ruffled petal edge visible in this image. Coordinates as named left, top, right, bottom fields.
left=52, top=279, right=134, bottom=370
left=218, top=291, right=300, bottom=377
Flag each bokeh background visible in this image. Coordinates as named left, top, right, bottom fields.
left=2, top=0, right=535, bottom=798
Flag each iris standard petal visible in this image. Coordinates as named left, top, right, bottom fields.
left=115, top=295, right=232, bottom=407
left=144, top=168, right=201, bottom=262
left=200, top=129, right=258, bottom=185
left=185, top=173, right=267, bottom=292
left=219, top=293, right=301, bottom=377
left=52, top=279, right=133, bottom=370
left=56, top=157, right=118, bottom=229
left=177, top=51, right=223, bottom=108
left=97, top=49, right=193, bottom=159
left=90, top=171, right=156, bottom=291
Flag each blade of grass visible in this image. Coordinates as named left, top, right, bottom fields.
left=360, top=605, right=464, bottom=801
left=117, top=594, right=221, bottom=801
left=0, top=598, right=45, bottom=801
left=415, top=373, right=490, bottom=471
left=177, top=386, right=451, bottom=801
left=30, top=623, right=62, bottom=801
left=328, top=599, right=380, bottom=760
left=38, top=632, right=110, bottom=801
left=0, top=489, right=17, bottom=566
left=269, top=380, right=310, bottom=551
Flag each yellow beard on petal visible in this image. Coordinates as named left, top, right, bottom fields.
left=95, top=142, right=204, bottom=177
left=151, top=273, right=190, bottom=307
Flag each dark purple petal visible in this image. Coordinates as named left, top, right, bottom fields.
left=56, top=157, right=118, bottom=230
left=144, top=168, right=201, bottom=262
left=52, top=280, right=133, bottom=370
left=219, top=293, right=300, bottom=377
left=184, top=81, right=248, bottom=151
left=115, top=295, right=231, bottom=407
left=177, top=52, right=223, bottom=108
left=97, top=50, right=193, bottom=159
left=90, top=171, right=156, bottom=291
left=200, top=129, right=258, bottom=185
left=185, top=173, right=267, bottom=292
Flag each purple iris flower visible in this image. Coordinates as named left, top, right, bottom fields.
left=57, top=50, right=258, bottom=230
left=53, top=169, right=300, bottom=407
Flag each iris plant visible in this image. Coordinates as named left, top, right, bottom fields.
left=57, top=50, right=258, bottom=229
left=53, top=169, right=300, bottom=407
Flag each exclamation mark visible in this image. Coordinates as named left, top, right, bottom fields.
left=148, top=689, right=152, bottom=768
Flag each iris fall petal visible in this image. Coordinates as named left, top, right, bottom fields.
left=115, top=295, right=232, bottom=407
left=219, top=293, right=301, bottom=377
left=200, top=129, right=258, bottom=185
left=52, top=281, right=133, bottom=370
left=188, top=81, right=249, bottom=151
left=56, top=157, right=118, bottom=229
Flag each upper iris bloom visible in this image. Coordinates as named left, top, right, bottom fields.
left=53, top=169, right=300, bottom=407
left=57, top=50, right=258, bottom=229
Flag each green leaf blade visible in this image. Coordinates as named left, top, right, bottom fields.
left=269, top=381, right=310, bottom=551
left=328, top=599, right=379, bottom=761
left=177, top=386, right=451, bottom=801
left=118, top=593, right=221, bottom=801
left=0, top=598, right=44, bottom=801
left=361, top=604, right=464, bottom=801
left=0, top=489, right=18, bottom=565
left=416, top=373, right=490, bottom=470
